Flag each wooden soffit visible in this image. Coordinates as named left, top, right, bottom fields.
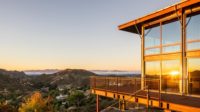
left=118, top=0, right=200, bottom=34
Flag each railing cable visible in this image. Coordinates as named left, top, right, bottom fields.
left=100, top=100, right=119, bottom=112
left=100, top=86, right=150, bottom=112
left=94, top=77, right=162, bottom=111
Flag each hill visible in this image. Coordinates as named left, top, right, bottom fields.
left=0, top=68, right=96, bottom=92
left=0, top=69, right=27, bottom=78
left=0, top=69, right=32, bottom=92
left=30, top=69, right=96, bottom=89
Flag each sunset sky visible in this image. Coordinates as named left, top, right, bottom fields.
left=0, top=0, right=180, bottom=71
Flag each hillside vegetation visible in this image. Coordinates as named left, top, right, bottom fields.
left=0, top=69, right=95, bottom=92
left=0, top=69, right=104, bottom=112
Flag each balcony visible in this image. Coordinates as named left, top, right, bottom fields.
left=90, top=76, right=161, bottom=96
left=90, top=76, right=200, bottom=112
left=90, top=76, right=141, bottom=95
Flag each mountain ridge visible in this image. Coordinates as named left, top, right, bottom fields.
left=0, top=68, right=96, bottom=92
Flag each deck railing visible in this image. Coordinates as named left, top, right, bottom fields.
left=90, top=76, right=142, bottom=94
left=90, top=76, right=162, bottom=97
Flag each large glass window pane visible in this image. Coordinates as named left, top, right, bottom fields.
left=163, top=45, right=180, bottom=53
left=162, top=21, right=181, bottom=45
left=145, top=26, right=160, bottom=48
left=187, top=42, right=200, bottom=50
left=187, top=14, right=200, bottom=50
left=188, top=58, right=200, bottom=95
left=162, top=60, right=180, bottom=93
left=145, top=61, right=160, bottom=90
left=187, top=14, right=200, bottom=41
left=145, top=48, right=160, bottom=55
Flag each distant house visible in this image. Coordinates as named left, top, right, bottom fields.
left=56, top=94, right=68, bottom=101
left=58, top=85, right=72, bottom=91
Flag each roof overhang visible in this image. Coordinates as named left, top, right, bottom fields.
left=118, top=0, right=200, bottom=34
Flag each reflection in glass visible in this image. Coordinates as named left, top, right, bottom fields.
left=187, top=14, right=200, bottom=41
left=187, top=42, right=200, bottom=50
left=145, top=48, right=160, bottom=55
left=187, top=14, right=200, bottom=50
left=188, top=58, right=200, bottom=95
left=145, top=61, right=160, bottom=90
left=162, top=60, right=180, bottom=92
left=145, top=26, right=160, bottom=48
left=162, top=45, right=180, bottom=53
left=162, top=21, right=181, bottom=45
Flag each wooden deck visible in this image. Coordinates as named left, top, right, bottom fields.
left=137, top=91, right=200, bottom=108
left=91, top=76, right=200, bottom=112
left=91, top=88, right=200, bottom=112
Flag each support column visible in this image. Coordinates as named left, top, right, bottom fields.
left=119, top=100, right=126, bottom=112
left=96, top=95, right=99, bottom=112
left=141, top=26, right=145, bottom=90
left=118, top=100, right=121, bottom=110
left=122, top=100, right=126, bottom=111
left=181, top=9, right=187, bottom=95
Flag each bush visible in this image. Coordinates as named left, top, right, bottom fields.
left=18, top=91, right=53, bottom=112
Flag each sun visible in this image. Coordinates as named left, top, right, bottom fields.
left=170, top=71, right=179, bottom=76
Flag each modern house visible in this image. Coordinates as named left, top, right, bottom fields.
left=91, top=0, right=200, bottom=112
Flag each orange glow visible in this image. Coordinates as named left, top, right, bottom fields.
left=169, top=71, right=179, bottom=76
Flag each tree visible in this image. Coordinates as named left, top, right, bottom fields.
left=67, top=91, right=85, bottom=107
left=18, top=91, right=52, bottom=112
left=0, top=102, right=18, bottom=112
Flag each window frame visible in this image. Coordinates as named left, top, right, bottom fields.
left=144, top=19, right=182, bottom=57
left=186, top=12, right=200, bottom=52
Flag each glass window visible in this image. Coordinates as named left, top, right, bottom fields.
left=162, top=60, right=180, bottom=93
left=187, top=14, right=200, bottom=50
left=187, top=14, right=200, bottom=41
left=187, top=42, right=200, bottom=50
left=145, top=26, right=160, bottom=48
left=162, top=45, right=180, bottom=53
left=145, top=48, right=160, bottom=55
left=162, top=21, right=181, bottom=45
left=145, top=61, right=160, bottom=90
left=188, top=58, right=200, bottom=95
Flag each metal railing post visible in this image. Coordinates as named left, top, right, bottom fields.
left=159, top=79, right=161, bottom=107
left=135, top=78, right=137, bottom=92
left=94, top=77, right=96, bottom=89
left=117, top=77, right=119, bottom=93
left=96, top=95, right=99, bottom=112
left=147, top=86, right=149, bottom=109
left=105, top=76, right=107, bottom=90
